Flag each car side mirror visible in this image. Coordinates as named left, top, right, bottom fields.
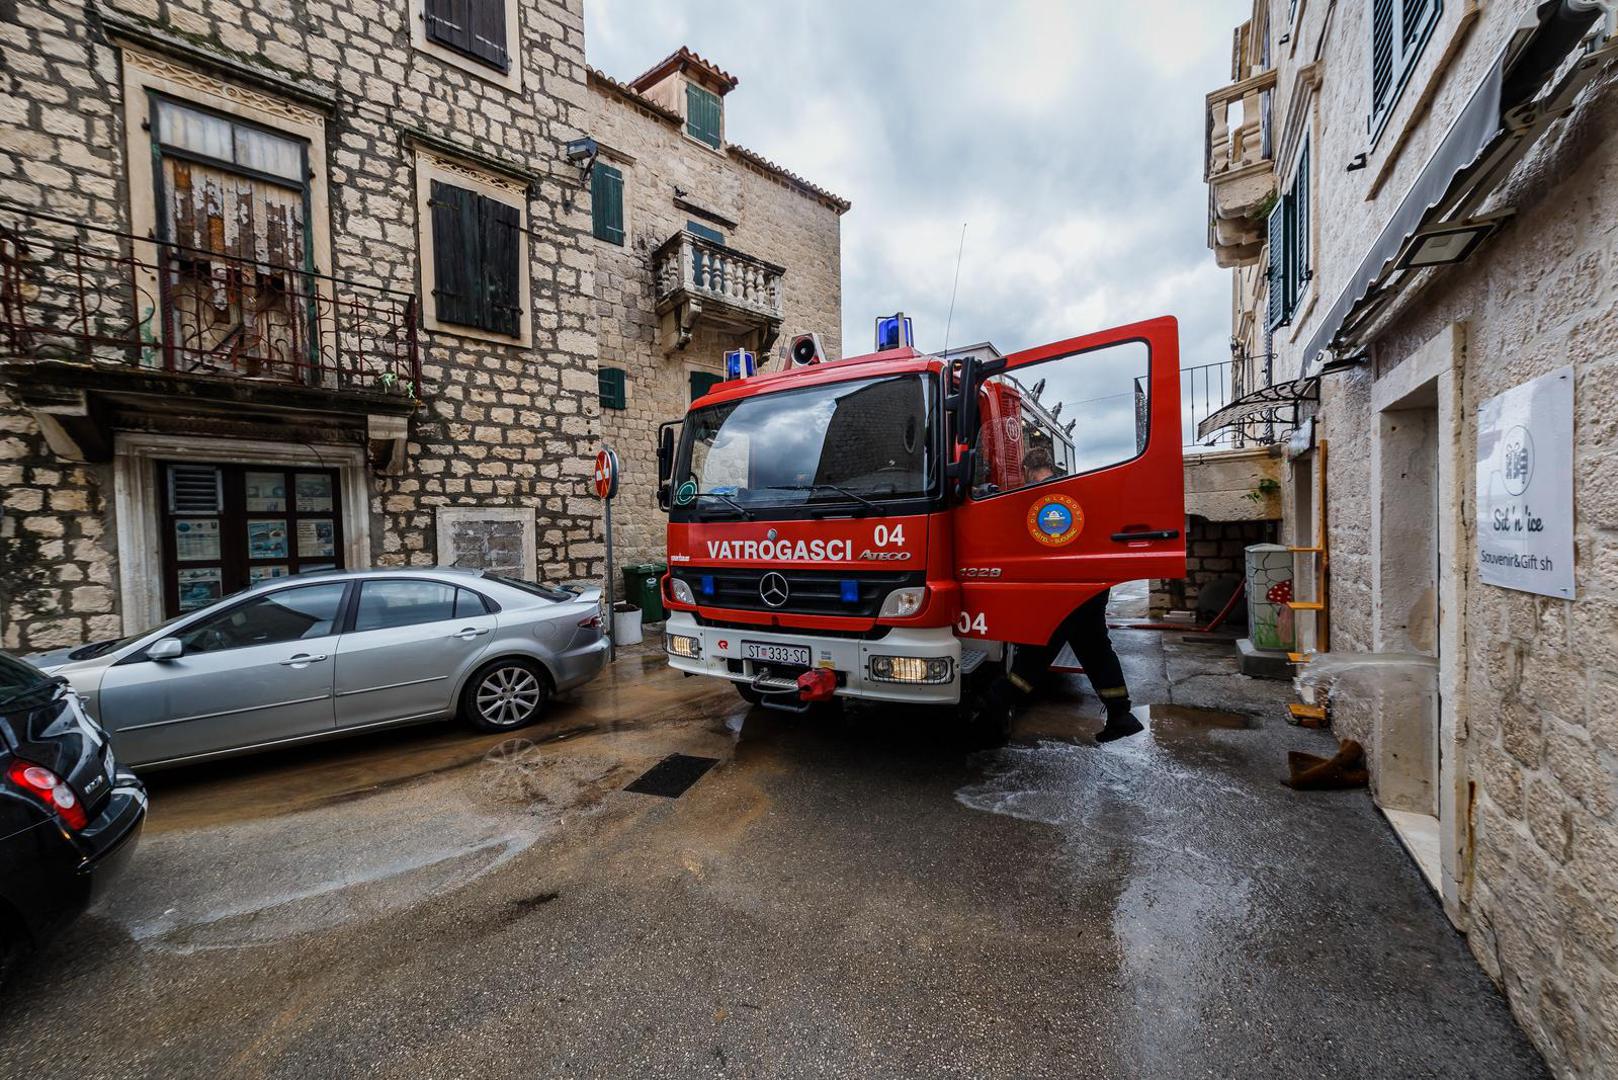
left=148, top=637, right=184, bottom=661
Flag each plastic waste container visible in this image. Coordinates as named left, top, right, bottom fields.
left=621, top=563, right=667, bottom=624
left=612, top=601, right=643, bottom=646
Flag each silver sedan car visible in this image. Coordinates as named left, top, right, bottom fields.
left=28, top=568, right=608, bottom=770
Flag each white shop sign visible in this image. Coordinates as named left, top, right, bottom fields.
left=1476, top=366, right=1574, bottom=598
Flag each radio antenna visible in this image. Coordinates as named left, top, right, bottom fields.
left=941, top=222, right=966, bottom=359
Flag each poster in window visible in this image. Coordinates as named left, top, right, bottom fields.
left=244, top=471, right=287, bottom=512
left=297, top=519, right=336, bottom=557
left=173, top=518, right=221, bottom=562
left=177, top=567, right=223, bottom=611
left=295, top=474, right=334, bottom=512
left=247, top=520, right=289, bottom=560
left=249, top=564, right=289, bottom=583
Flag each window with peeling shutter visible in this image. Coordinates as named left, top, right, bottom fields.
left=425, top=0, right=509, bottom=73
left=481, top=196, right=522, bottom=337
left=686, top=83, right=722, bottom=148
left=1266, top=197, right=1288, bottom=331
left=591, top=163, right=624, bottom=245
left=431, top=180, right=479, bottom=328
left=430, top=179, right=523, bottom=337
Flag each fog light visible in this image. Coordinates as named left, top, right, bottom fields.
left=877, top=587, right=926, bottom=618
left=666, top=634, right=701, bottom=659
left=868, top=655, right=952, bottom=684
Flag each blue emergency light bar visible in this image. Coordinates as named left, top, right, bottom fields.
left=875, top=313, right=914, bottom=351
left=724, top=348, right=757, bottom=380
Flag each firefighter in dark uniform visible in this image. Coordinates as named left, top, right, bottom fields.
left=979, top=448, right=1143, bottom=743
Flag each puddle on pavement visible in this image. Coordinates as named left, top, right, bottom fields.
left=1135, top=704, right=1252, bottom=732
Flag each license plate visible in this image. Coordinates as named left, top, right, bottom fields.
left=743, top=641, right=810, bottom=667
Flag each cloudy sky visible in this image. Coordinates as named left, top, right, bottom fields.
left=585, top=0, right=1250, bottom=445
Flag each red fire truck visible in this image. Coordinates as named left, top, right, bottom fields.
left=656, top=316, right=1185, bottom=715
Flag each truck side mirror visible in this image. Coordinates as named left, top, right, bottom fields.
left=656, top=422, right=677, bottom=510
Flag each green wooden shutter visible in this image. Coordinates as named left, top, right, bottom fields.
left=466, top=0, right=510, bottom=72
left=686, top=83, right=722, bottom=148
left=430, top=180, right=478, bottom=328
left=1265, top=197, right=1288, bottom=331
left=685, top=220, right=724, bottom=245
left=599, top=366, right=627, bottom=409
left=479, top=194, right=522, bottom=337
left=1291, top=143, right=1310, bottom=309
left=1369, top=0, right=1396, bottom=128
left=690, top=371, right=722, bottom=401
left=591, top=163, right=624, bottom=244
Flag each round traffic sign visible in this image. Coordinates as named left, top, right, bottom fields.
left=593, top=448, right=619, bottom=499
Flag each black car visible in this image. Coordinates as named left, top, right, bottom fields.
left=0, top=651, right=145, bottom=982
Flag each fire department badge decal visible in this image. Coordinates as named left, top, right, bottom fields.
left=1027, top=494, right=1083, bottom=546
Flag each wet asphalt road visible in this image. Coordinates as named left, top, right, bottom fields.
left=0, top=589, right=1548, bottom=1078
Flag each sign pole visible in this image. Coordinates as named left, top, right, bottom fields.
left=604, top=495, right=615, bottom=661
left=594, top=446, right=621, bottom=662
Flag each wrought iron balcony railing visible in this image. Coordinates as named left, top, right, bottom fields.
left=0, top=206, right=421, bottom=400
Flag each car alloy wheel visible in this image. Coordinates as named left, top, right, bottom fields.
left=475, top=665, right=544, bottom=728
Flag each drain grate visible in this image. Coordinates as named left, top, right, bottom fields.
left=624, top=753, right=719, bottom=798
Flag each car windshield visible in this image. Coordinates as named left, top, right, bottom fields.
left=66, top=611, right=192, bottom=661
left=675, top=374, right=935, bottom=511
left=0, top=653, right=56, bottom=708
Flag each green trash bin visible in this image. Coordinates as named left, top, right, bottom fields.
left=621, top=563, right=667, bottom=624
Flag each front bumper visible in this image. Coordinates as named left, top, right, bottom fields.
left=663, top=612, right=962, bottom=704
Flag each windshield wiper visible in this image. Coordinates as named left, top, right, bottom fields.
left=694, top=491, right=753, bottom=519
left=771, top=483, right=887, bottom=514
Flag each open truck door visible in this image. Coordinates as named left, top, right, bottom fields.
left=950, top=315, right=1185, bottom=645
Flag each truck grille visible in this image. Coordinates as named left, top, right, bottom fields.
left=673, top=568, right=924, bottom=618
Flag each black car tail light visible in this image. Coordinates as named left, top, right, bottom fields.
left=5, top=760, right=88, bottom=831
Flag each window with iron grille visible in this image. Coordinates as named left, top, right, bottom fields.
left=591, top=163, right=624, bottom=245
left=1368, top=0, right=1442, bottom=143
left=424, top=0, right=511, bottom=72
left=686, top=83, right=722, bottom=148
left=599, top=366, right=627, bottom=409
left=429, top=179, right=523, bottom=337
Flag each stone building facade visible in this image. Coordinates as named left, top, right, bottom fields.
left=0, top=6, right=846, bottom=648
left=1204, top=2, right=1618, bottom=1075
left=584, top=49, right=847, bottom=568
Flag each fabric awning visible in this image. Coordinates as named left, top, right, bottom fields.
left=1299, top=0, right=1609, bottom=378
left=1197, top=375, right=1319, bottom=442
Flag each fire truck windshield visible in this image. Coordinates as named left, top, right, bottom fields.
left=674, top=374, right=937, bottom=515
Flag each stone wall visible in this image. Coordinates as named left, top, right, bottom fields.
left=0, top=0, right=604, bottom=649
left=586, top=70, right=845, bottom=569
left=1152, top=517, right=1277, bottom=618
left=1220, top=0, right=1618, bottom=1073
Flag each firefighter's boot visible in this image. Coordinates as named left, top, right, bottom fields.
left=1094, top=688, right=1142, bottom=743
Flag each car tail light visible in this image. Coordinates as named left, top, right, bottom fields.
left=6, top=760, right=88, bottom=831
left=578, top=614, right=602, bottom=629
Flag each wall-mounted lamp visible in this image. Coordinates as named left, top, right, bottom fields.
left=1394, top=218, right=1503, bottom=271
left=562, top=137, right=599, bottom=211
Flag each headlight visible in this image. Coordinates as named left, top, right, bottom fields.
left=877, top=587, right=926, bottom=618
left=868, top=655, right=953, bottom=684
left=670, top=578, right=695, bottom=605
left=666, top=634, right=702, bottom=658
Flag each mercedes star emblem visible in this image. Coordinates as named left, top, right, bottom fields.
left=759, top=571, right=790, bottom=607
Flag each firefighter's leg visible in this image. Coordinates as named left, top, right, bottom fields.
left=971, top=640, right=1056, bottom=733
left=1064, top=589, right=1142, bottom=743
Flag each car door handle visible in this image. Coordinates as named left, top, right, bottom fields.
left=1110, top=529, right=1181, bottom=542
left=280, top=653, right=328, bottom=666
left=452, top=627, right=491, bottom=640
